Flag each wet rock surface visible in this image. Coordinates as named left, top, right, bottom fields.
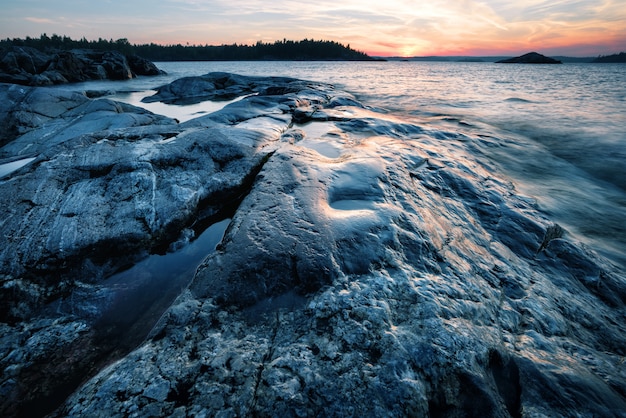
left=0, top=46, right=164, bottom=86
left=1, top=73, right=625, bottom=417
left=141, top=71, right=319, bottom=105
left=0, top=75, right=310, bottom=416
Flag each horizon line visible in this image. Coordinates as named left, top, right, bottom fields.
left=2, top=34, right=623, bottom=59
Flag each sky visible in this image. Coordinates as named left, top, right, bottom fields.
left=1, top=0, right=625, bottom=57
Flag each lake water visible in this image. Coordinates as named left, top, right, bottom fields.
left=66, top=61, right=626, bottom=268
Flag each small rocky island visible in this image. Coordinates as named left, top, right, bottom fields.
left=1, top=68, right=625, bottom=417
left=497, top=52, right=562, bottom=64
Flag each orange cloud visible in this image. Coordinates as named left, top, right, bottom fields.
left=2, top=0, right=625, bottom=57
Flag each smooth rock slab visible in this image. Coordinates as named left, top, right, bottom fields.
left=54, top=75, right=626, bottom=418
left=2, top=76, right=348, bottom=416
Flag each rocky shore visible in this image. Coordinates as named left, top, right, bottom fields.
left=0, top=46, right=164, bottom=86
left=1, top=72, right=625, bottom=417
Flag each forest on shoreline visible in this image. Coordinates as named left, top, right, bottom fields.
left=592, top=52, right=626, bottom=63
left=3, top=34, right=623, bottom=63
left=0, top=34, right=376, bottom=61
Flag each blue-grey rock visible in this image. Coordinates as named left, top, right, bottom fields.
left=0, top=79, right=300, bottom=416
left=1, top=73, right=625, bottom=418
left=142, top=71, right=323, bottom=105
left=56, top=74, right=626, bottom=418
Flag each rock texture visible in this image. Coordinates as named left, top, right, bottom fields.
left=141, top=71, right=317, bottom=105
left=1, top=73, right=625, bottom=417
left=0, top=46, right=164, bottom=86
left=496, top=52, right=562, bottom=64
left=0, top=76, right=304, bottom=416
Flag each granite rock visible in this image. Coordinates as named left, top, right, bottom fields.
left=57, top=74, right=626, bottom=417
left=1, top=73, right=625, bottom=418
left=0, top=47, right=164, bottom=86
left=142, top=71, right=323, bottom=105
left=0, top=78, right=309, bottom=416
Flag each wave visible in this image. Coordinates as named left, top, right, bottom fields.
left=504, top=97, right=534, bottom=103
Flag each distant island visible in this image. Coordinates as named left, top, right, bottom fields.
left=592, top=52, right=626, bottom=63
left=0, top=34, right=376, bottom=61
left=496, top=52, right=562, bottom=64
left=381, top=55, right=589, bottom=63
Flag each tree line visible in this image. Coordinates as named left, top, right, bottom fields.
left=1, top=34, right=375, bottom=61
left=592, top=52, right=626, bottom=63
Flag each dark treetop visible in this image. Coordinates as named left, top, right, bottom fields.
left=0, top=35, right=375, bottom=61
left=592, top=52, right=626, bottom=63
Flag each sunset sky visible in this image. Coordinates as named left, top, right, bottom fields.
left=1, top=0, right=625, bottom=57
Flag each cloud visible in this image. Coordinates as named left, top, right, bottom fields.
left=1, top=0, right=624, bottom=55
left=24, top=17, right=56, bottom=24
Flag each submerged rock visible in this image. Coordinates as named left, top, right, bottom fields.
left=1, top=73, right=625, bottom=417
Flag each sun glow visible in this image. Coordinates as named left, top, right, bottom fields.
left=399, top=45, right=420, bottom=58
left=1, top=0, right=625, bottom=56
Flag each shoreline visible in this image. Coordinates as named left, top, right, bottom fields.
left=1, top=70, right=625, bottom=417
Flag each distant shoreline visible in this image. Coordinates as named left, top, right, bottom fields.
left=2, top=35, right=623, bottom=64
left=1, top=36, right=377, bottom=62
left=380, top=55, right=620, bottom=63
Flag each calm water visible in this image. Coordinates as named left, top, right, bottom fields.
left=65, top=61, right=626, bottom=268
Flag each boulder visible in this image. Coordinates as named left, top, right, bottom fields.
left=0, top=83, right=174, bottom=152
left=0, top=46, right=50, bottom=85
left=0, top=46, right=49, bottom=75
left=127, top=54, right=166, bottom=76
left=0, top=83, right=89, bottom=147
left=44, top=50, right=90, bottom=82
left=142, top=71, right=317, bottom=105
left=497, top=52, right=562, bottom=64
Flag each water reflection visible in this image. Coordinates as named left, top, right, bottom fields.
left=52, top=219, right=230, bottom=348
left=110, top=90, right=246, bottom=122
left=0, top=157, right=36, bottom=178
